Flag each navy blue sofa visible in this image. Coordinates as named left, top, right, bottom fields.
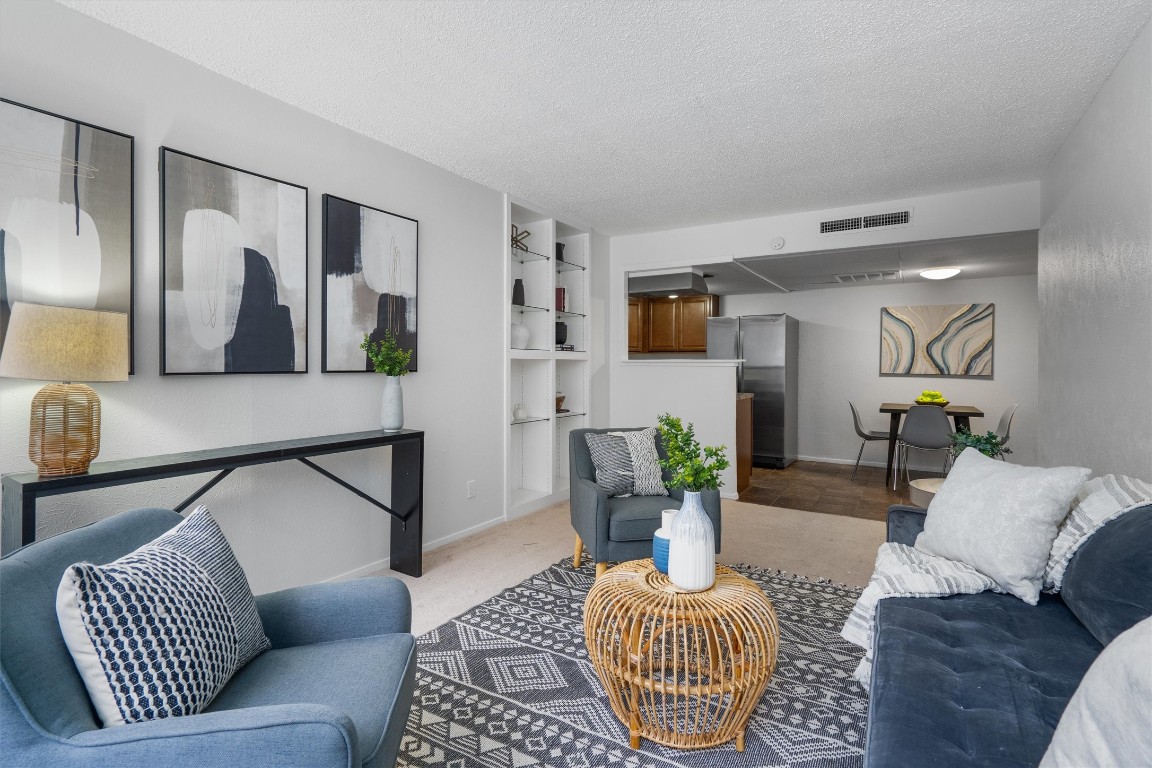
left=865, top=503, right=1152, bottom=767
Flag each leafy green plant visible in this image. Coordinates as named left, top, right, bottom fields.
left=360, top=330, right=412, bottom=376
left=950, top=427, right=1011, bottom=459
left=656, top=413, right=730, bottom=491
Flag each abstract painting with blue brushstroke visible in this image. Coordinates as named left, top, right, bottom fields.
left=160, top=147, right=307, bottom=374
left=321, top=194, right=417, bottom=373
left=880, top=303, right=994, bottom=377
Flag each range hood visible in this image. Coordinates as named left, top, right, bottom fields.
left=628, top=271, right=710, bottom=297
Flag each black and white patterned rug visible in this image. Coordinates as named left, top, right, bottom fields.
left=398, top=557, right=868, bottom=768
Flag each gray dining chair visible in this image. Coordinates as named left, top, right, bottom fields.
left=995, top=403, right=1020, bottom=455
left=848, top=401, right=888, bottom=480
left=894, top=404, right=954, bottom=490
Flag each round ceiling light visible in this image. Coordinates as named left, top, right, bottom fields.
left=920, top=267, right=961, bottom=280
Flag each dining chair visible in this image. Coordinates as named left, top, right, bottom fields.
left=894, top=404, right=954, bottom=490
left=995, top=403, right=1020, bottom=456
left=848, top=401, right=888, bottom=480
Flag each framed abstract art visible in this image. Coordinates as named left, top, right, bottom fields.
left=160, top=147, right=308, bottom=374
left=322, top=194, right=418, bottom=372
left=880, top=303, right=994, bottom=377
left=0, top=99, right=134, bottom=369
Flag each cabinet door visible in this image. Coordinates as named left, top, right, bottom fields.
left=646, top=298, right=679, bottom=352
left=628, top=297, right=648, bottom=353
left=678, top=295, right=716, bottom=351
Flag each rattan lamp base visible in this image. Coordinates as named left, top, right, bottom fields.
left=29, top=383, right=102, bottom=476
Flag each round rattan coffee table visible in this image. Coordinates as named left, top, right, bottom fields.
left=583, top=560, right=779, bottom=751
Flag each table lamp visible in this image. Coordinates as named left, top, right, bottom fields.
left=0, top=302, right=129, bottom=476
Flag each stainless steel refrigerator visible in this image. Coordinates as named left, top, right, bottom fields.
left=707, top=314, right=799, bottom=468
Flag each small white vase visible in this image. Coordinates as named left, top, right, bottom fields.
left=381, top=376, right=404, bottom=431
left=668, top=491, right=715, bottom=591
left=511, top=321, right=530, bottom=349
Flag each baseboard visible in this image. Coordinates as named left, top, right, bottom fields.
left=324, top=513, right=507, bottom=582
left=796, top=454, right=883, bottom=467
left=796, top=454, right=948, bottom=473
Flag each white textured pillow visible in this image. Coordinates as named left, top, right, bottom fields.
left=1040, top=616, right=1152, bottom=767
left=56, top=506, right=269, bottom=726
left=915, top=448, right=1090, bottom=604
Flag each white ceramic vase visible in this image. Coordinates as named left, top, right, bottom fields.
left=381, top=376, right=404, bottom=432
left=668, top=491, right=715, bottom=591
left=511, top=321, right=530, bottom=349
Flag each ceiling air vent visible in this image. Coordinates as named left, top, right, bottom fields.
left=834, top=271, right=900, bottom=284
left=821, top=209, right=912, bottom=235
left=863, top=211, right=910, bottom=228
left=820, top=216, right=862, bottom=234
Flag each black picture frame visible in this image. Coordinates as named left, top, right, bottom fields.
left=0, top=98, right=135, bottom=372
left=159, top=146, right=308, bottom=374
left=321, top=194, right=418, bottom=372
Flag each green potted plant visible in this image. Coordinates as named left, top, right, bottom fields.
left=656, top=413, right=730, bottom=491
left=656, top=414, right=730, bottom=591
left=361, top=331, right=413, bottom=432
left=949, top=426, right=1011, bottom=460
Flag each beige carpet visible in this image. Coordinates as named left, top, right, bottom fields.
left=387, top=499, right=884, bottom=635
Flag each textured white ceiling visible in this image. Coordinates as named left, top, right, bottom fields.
left=57, top=0, right=1150, bottom=235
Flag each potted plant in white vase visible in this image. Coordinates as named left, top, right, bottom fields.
left=657, top=413, right=730, bottom=591
left=361, top=330, right=413, bottom=432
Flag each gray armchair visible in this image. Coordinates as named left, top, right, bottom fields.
left=569, top=427, right=722, bottom=577
left=0, top=507, right=415, bottom=768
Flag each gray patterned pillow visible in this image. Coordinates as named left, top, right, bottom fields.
left=585, top=433, right=634, bottom=496
left=615, top=428, right=668, bottom=497
left=584, top=429, right=668, bottom=498
left=56, top=505, right=269, bottom=726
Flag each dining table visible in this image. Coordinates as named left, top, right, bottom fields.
left=879, top=402, right=984, bottom=486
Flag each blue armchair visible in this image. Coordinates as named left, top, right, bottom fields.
left=0, top=507, right=415, bottom=768
left=569, top=427, right=722, bottom=577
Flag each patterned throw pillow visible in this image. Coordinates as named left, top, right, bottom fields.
left=616, top=428, right=667, bottom=497
left=584, top=428, right=668, bottom=498
left=585, top=432, right=634, bottom=496
left=56, top=505, right=269, bottom=726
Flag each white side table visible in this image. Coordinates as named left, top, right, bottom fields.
left=909, top=477, right=946, bottom=508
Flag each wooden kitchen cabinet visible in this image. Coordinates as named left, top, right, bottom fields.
left=646, top=298, right=680, bottom=352
left=628, top=297, right=648, bottom=353
left=678, top=295, right=719, bottom=351
left=632, top=294, right=719, bottom=352
left=736, top=392, right=753, bottom=493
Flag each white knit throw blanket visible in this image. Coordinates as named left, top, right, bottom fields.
left=840, top=543, right=998, bottom=687
left=842, top=474, right=1152, bottom=689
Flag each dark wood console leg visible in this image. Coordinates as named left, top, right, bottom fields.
left=389, top=437, right=424, bottom=577
left=1, top=481, right=35, bottom=556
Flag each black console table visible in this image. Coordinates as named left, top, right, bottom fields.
left=1, top=429, right=424, bottom=576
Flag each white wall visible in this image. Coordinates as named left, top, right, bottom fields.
left=1038, top=21, right=1152, bottom=478
left=589, top=230, right=612, bottom=426
left=0, top=1, right=508, bottom=593
left=610, top=361, right=739, bottom=494
left=723, top=275, right=1039, bottom=469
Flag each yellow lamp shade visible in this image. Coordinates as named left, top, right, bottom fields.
left=0, top=302, right=129, bottom=476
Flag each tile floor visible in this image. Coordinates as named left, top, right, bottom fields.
left=738, top=460, right=942, bottom=521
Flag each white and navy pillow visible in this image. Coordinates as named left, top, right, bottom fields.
left=585, top=427, right=668, bottom=498
left=56, top=505, right=269, bottom=726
